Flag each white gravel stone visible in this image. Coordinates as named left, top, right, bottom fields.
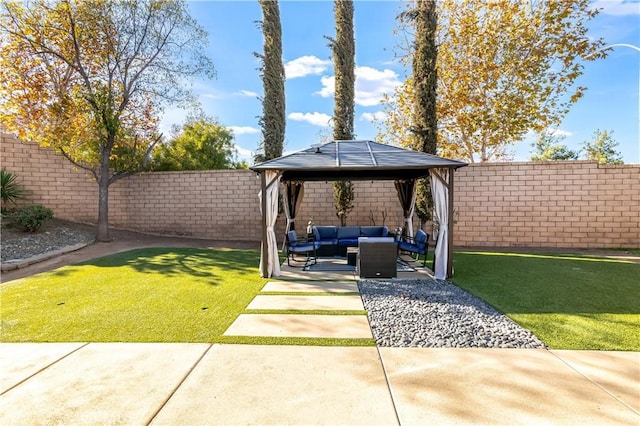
left=358, top=278, right=547, bottom=349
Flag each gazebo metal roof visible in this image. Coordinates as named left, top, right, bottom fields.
left=250, top=140, right=467, bottom=181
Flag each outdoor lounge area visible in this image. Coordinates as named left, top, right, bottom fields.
left=285, top=230, right=426, bottom=280
left=250, top=140, right=467, bottom=280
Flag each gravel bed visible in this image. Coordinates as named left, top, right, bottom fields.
left=358, top=278, right=547, bottom=349
left=1, top=224, right=95, bottom=262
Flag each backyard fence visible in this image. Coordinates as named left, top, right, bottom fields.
left=2, top=132, right=638, bottom=248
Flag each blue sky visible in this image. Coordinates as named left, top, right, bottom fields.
left=162, top=0, right=640, bottom=164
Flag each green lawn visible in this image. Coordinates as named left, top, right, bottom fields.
left=3, top=247, right=637, bottom=350
left=452, top=251, right=640, bottom=351
left=1, top=248, right=266, bottom=342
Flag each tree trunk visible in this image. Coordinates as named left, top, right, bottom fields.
left=96, top=148, right=111, bottom=242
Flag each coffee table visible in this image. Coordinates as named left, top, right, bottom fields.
left=346, top=247, right=358, bottom=266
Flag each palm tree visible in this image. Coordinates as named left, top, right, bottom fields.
left=405, top=0, right=438, bottom=226
left=255, top=0, right=285, bottom=162
left=329, top=0, right=355, bottom=226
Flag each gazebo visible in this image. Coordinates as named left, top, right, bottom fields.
left=250, top=140, right=467, bottom=280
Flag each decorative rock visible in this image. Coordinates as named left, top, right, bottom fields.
left=1, top=225, right=95, bottom=262
left=358, top=279, right=547, bottom=349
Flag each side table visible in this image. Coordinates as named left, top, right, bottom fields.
left=346, top=247, right=358, bottom=266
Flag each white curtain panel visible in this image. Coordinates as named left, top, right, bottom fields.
left=283, top=184, right=292, bottom=232
left=293, top=183, right=304, bottom=220
left=407, top=183, right=417, bottom=238
left=259, top=171, right=281, bottom=278
left=282, top=184, right=291, bottom=252
left=430, top=168, right=449, bottom=280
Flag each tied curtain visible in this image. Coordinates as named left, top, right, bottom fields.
left=394, top=179, right=417, bottom=238
left=430, top=168, right=449, bottom=280
left=282, top=181, right=304, bottom=250
left=259, top=170, right=281, bottom=278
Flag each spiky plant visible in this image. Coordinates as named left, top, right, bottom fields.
left=1, top=168, right=27, bottom=208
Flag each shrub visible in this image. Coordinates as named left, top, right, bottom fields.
left=1, top=168, right=27, bottom=207
left=10, top=205, right=54, bottom=232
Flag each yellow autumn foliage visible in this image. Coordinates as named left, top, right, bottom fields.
left=378, top=0, right=606, bottom=163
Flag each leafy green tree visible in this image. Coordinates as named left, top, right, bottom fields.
left=582, top=129, right=623, bottom=165
left=152, top=118, right=246, bottom=171
left=255, top=0, right=285, bottom=162
left=531, top=131, right=578, bottom=161
left=329, top=0, right=356, bottom=226
left=381, top=0, right=606, bottom=163
left=0, top=0, right=213, bottom=241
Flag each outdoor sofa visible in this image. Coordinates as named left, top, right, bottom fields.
left=312, top=225, right=389, bottom=257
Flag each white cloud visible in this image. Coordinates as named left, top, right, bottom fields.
left=360, top=111, right=387, bottom=122
left=237, top=90, right=258, bottom=97
left=159, top=107, right=188, bottom=136
left=288, top=112, right=332, bottom=127
left=548, top=128, right=573, bottom=138
left=234, top=145, right=253, bottom=162
left=285, top=55, right=332, bottom=79
left=523, top=128, right=573, bottom=142
left=317, top=66, right=401, bottom=107
left=593, top=0, right=640, bottom=16
left=230, top=126, right=260, bottom=135
left=200, top=93, right=224, bottom=100
left=316, top=75, right=335, bottom=98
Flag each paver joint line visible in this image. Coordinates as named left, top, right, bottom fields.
left=549, top=350, right=640, bottom=416
left=373, top=331, right=402, bottom=425
left=0, top=342, right=89, bottom=396
left=145, top=343, right=214, bottom=425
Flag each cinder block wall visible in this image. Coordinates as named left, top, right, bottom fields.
left=2, top=133, right=638, bottom=248
left=111, top=170, right=264, bottom=240
left=454, top=162, right=640, bottom=248
left=0, top=133, right=97, bottom=222
left=295, top=180, right=405, bottom=230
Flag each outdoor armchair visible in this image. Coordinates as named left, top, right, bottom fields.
left=397, top=229, right=429, bottom=266
left=285, top=230, right=320, bottom=267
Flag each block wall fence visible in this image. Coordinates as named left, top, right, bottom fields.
left=2, top=133, right=638, bottom=248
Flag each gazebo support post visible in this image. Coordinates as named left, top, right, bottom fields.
left=447, top=170, right=454, bottom=278
left=260, top=171, right=268, bottom=278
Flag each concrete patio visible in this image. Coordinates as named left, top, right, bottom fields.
left=1, top=342, right=638, bottom=425
left=1, top=257, right=638, bottom=425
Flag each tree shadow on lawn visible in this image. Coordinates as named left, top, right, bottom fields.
left=50, top=247, right=260, bottom=283
left=451, top=251, right=640, bottom=315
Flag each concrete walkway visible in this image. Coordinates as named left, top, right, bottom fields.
left=1, top=343, right=638, bottom=425
left=1, top=249, right=639, bottom=424
left=225, top=279, right=373, bottom=339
